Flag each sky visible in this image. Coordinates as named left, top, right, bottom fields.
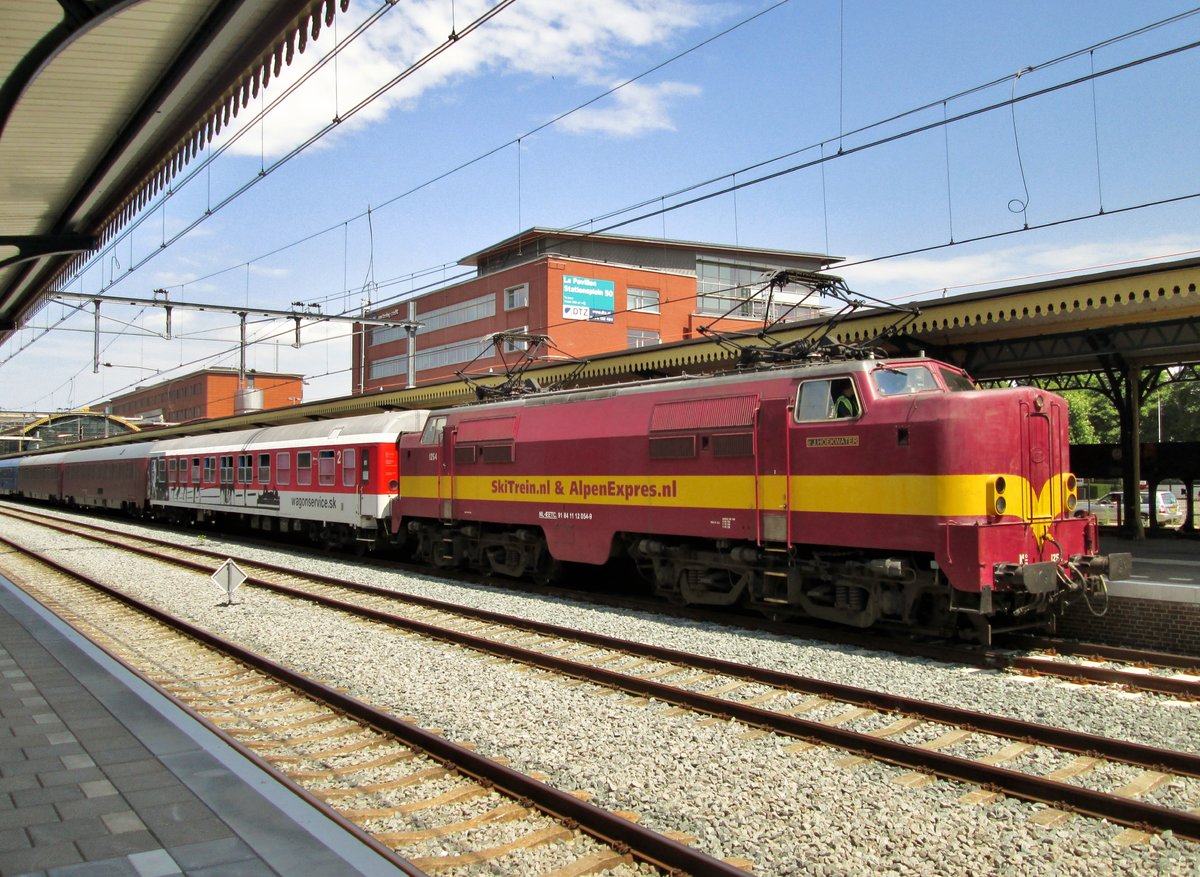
left=5, top=0, right=1200, bottom=413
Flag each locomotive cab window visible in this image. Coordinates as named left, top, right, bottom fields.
left=794, top=379, right=859, bottom=422
left=872, top=365, right=938, bottom=396
left=421, top=416, right=447, bottom=445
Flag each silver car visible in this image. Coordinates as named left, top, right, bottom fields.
left=1083, top=490, right=1183, bottom=527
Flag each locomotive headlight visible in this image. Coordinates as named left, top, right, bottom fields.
left=1065, top=473, right=1078, bottom=512
left=987, top=476, right=1008, bottom=517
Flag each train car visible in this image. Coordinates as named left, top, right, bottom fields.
left=396, top=356, right=1127, bottom=639
left=148, top=411, right=428, bottom=550
left=0, top=457, right=19, bottom=496
left=17, top=450, right=68, bottom=502
left=60, top=443, right=153, bottom=513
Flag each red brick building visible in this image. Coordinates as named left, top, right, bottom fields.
left=353, top=229, right=834, bottom=392
left=105, top=368, right=304, bottom=423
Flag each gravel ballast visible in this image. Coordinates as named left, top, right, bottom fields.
left=3, top=509, right=1198, bottom=876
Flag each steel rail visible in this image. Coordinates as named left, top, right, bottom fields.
left=6, top=505, right=1200, bottom=778
left=8, top=502, right=1199, bottom=701
left=0, top=531, right=753, bottom=877
left=247, top=569, right=1200, bottom=841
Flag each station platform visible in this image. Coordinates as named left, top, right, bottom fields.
left=0, top=576, right=408, bottom=877
left=1060, top=532, right=1200, bottom=655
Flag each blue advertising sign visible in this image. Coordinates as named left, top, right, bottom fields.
left=562, top=275, right=615, bottom=323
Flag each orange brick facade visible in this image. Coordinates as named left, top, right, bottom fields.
left=105, top=369, right=303, bottom=423
left=354, top=229, right=832, bottom=392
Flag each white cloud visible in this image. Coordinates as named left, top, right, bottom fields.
left=218, top=0, right=709, bottom=158
left=558, top=81, right=701, bottom=137
left=835, top=234, right=1200, bottom=303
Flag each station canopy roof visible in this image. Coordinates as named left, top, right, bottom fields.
left=0, top=0, right=348, bottom=345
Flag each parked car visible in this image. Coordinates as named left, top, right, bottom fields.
left=1077, top=490, right=1183, bottom=528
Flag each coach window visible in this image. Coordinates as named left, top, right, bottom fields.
left=276, top=452, right=291, bottom=486
left=258, top=453, right=271, bottom=484
left=361, top=448, right=371, bottom=485
left=318, top=450, right=336, bottom=486
left=204, top=457, right=215, bottom=484
left=342, top=449, right=356, bottom=487
left=220, top=456, right=234, bottom=485
left=180, top=458, right=189, bottom=484
left=237, top=454, right=251, bottom=484
left=297, top=452, right=312, bottom=486
left=168, top=458, right=177, bottom=484
left=193, top=458, right=201, bottom=484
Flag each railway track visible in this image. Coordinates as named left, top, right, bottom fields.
left=3, top=502, right=1196, bottom=699
left=2, top=504, right=1199, bottom=846
left=0, top=531, right=751, bottom=876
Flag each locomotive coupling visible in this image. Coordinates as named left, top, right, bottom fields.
left=1070, top=552, right=1133, bottom=582
left=993, top=561, right=1058, bottom=594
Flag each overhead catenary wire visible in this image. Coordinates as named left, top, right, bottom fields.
left=13, top=6, right=1200, bottom=409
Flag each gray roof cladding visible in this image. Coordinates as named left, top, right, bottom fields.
left=1, top=1, right=349, bottom=343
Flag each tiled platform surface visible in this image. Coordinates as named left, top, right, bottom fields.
left=0, top=577, right=409, bottom=877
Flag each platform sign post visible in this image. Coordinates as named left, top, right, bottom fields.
left=210, top=559, right=247, bottom=606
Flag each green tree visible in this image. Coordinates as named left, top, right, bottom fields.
left=1141, top=380, right=1200, bottom=442
left=1059, top=388, right=1118, bottom=444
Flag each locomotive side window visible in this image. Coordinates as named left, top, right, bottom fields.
left=297, top=452, right=312, bottom=485
left=342, top=449, right=356, bottom=487
left=276, top=452, right=291, bottom=486
left=258, top=453, right=271, bottom=484
left=318, top=450, right=336, bottom=486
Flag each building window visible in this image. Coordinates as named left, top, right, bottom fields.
left=627, top=329, right=660, bottom=349
left=371, top=336, right=492, bottom=379
left=502, top=327, right=529, bottom=353
left=370, top=294, right=496, bottom=346
left=628, top=287, right=659, bottom=313
left=504, top=283, right=529, bottom=310
left=696, top=259, right=819, bottom=321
